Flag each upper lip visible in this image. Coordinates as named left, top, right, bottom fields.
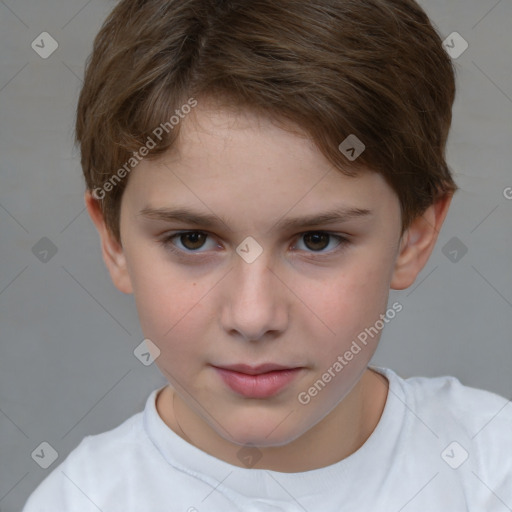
left=213, top=363, right=301, bottom=375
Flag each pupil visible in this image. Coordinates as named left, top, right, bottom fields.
left=184, top=233, right=205, bottom=249
left=305, top=233, right=328, bottom=251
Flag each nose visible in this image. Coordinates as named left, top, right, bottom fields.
left=220, top=250, right=288, bottom=342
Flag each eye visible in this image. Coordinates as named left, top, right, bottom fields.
left=159, top=231, right=216, bottom=253
left=159, top=230, right=349, bottom=259
left=292, top=232, right=347, bottom=254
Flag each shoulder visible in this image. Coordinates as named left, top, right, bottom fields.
left=22, top=410, right=151, bottom=511
left=72, top=409, right=151, bottom=466
left=382, top=367, right=512, bottom=497
left=396, top=370, right=512, bottom=435
left=377, top=366, right=512, bottom=454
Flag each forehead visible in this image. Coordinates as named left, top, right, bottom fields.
left=122, top=104, right=400, bottom=231
left=167, top=101, right=316, bottom=169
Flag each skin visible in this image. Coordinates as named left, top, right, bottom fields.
left=85, top=99, right=452, bottom=472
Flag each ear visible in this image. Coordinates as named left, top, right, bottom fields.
left=391, top=194, right=453, bottom=290
left=84, top=190, right=133, bottom=294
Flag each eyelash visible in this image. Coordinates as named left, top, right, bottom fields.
left=158, top=230, right=350, bottom=261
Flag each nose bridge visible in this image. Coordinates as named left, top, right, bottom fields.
left=231, top=246, right=278, bottom=303
left=222, top=246, right=286, bottom=339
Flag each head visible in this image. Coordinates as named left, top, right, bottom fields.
left=79, top=0, right=457, bottom=447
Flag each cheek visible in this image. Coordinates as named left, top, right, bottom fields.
left=126, top=251, right=207, bottom=349
left=298, top=255, right=392, bottom=355
left=319, top=262, right=389, bottom=320
left=131, top=274, right=209, bottom=382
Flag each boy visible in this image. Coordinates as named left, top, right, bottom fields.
left=23, top=0, right=512, bottom=510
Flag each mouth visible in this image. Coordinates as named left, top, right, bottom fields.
left=211, top=363, right=305, bottom=398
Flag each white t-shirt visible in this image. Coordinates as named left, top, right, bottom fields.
left=22, top=366, right=512, bottom=511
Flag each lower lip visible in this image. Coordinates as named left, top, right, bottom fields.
left=214, top=367, right=303, bottom=398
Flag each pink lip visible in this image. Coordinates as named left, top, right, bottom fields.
left=213, top=365, right=303, bottom=398
left=216, top=363, right=298, bottom=375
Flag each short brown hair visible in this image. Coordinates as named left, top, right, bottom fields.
left=76, top=0, right=458, bottom=244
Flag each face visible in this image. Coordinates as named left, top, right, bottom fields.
left=117, top=103, right=403, bottom=447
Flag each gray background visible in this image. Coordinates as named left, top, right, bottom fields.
left=1, top=0, right=511, bottom=510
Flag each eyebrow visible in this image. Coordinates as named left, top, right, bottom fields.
left=138, top=205, right=372, bottom=233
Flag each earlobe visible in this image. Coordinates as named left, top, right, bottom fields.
left=84, top=191, right=134, bottom=295
left=391, top=194, right=453, bottom=290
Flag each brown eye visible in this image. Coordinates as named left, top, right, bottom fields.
left=293, top=231, right=349, bottom=257
left=302, top=232, right=330, bottom=252
left=178, top=232, right=208, bottom=250
left=159, top=231, right=214, bottom=254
